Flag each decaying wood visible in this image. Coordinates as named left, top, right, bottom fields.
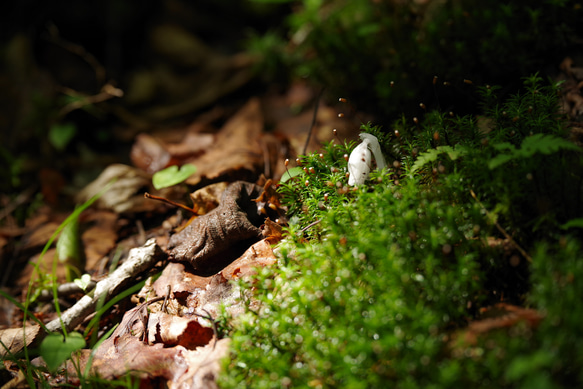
left=46, top=238, right=163, bottom=333
left=167, top=181, right=266, bottom=275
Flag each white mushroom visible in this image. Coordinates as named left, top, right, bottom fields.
left=347, top=133, right=385, bottom=186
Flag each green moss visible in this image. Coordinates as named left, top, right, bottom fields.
left=219, top=76, right=583, bottom=387
left=247, top=0, right=582, bottom=119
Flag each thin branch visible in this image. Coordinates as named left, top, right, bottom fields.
left=144, top=192, right=199, bottom=215
left=45, top=239, right=163, bottom=333
left=58, top=84, right=124, bottom=118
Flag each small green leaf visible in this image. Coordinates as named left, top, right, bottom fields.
left=74, top=274, right=92, bottom=292
left=561, top=218, right=583, bottom=230
left=56, top=212, right=85, bottom=282
left=280, top=167, right=303, bottom=183
left=49, top=123, right=77, bottom=151
left=40, top=332, right=86, bottom=372
left=152, top=164, right=197, bottom=189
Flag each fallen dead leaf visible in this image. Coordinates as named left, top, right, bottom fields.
left=76, top=163, right=183, bottom=214
left=221, top=239, right=277, bottom=281
left=170, top=338, right=230, bottom=389
left=167, top=181, right=266, bottom=276
left=0, top=295, right=15, bottom=328
left=147, top=311, right=214, bottom=349
left=0, top=325, right=41, bottom=359
left=189, top=182, right=229, bottom=215
left=66, top=305, right=228, bottom=389
left=70, top=333, right=186, bottom=382
left=17, top=248, right=67, bottom=288
left=165, top=131, right=215, bottom=161
left=151, top=262, right=211, bottom=299
left=130, top=133, right=173, bottom=174
left=184, top=98, right=264, bottom=185
left=81, top=210, right=119, bottom=270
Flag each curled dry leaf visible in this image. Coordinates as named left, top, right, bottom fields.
left=189, top=182, right=229, bottom=215
left=167, top=181, right=267, bottom=276
left=77, top=164, right=179, bottom=214
left=130, top=133, right=173, bottom=174
left=67, top=299, right=228, bottom=388
left=184, top=239, right=278, bottom=322
left=151, top=262, right=211, bottom=299
left=69, top=333, right=185, bottom=383
left=183, top=98, right=264, bottom=186
left=147, top=311, right=214, bottom=349
left=221, top=239, right=277, bottom=281
left=0, top=325, right=41, bottom=359
left=262, top=217, right=284, bottom=244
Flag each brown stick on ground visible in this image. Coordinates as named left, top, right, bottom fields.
left=46, top=238, right=163, bottom=333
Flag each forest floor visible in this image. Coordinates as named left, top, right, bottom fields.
left=2, top=17, right=583, bottom=386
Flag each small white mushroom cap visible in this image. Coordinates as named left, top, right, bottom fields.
left=348, top=139, right=372, bottom=186
left=359, top=133, right=386, bottom=170
left=348, top=133, right=386, bottom=186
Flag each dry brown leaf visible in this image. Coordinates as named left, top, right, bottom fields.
left=19, top=221, right=61, bottom=254
left=189, top=182, right=229, bottom=215
left=76, top=163, right=183, bottom=214
left=165, top=131, right=215, bottom=160
left=182, top=239, right=277, bottom=323
left=566, top=91, right=583, bottom=116
left=185, top=273, right=240, bottom=323
left=130, top=133, right=173, bottom=174
left=262, top=218, right=284, bottom=244
left=71, top=333, right=185, bottom=382
left=81, top=210, right=118, bottom=270
left=152, top=262, right=211, bottom=299
left=67, top=305, right=226, bottom=388
left=76, top=164, right=153, bottom=214
left=167, top=181, right=265, bottom=276
left=0, top=325, right=41, bottom=359
left=221, top=239, right=277, bottom=281
left=17, top=248, right=67, bottom=288
left=184, top=98, right=264, bottom=185
left=0, top=295, right=15, bottom=328
left=170, top=338, right=230, bottom=389
left=147, top=311, right=213, bottom=349
left=38, top=168, right=65, bottom=206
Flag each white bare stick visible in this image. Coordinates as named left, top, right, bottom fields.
left=46, top=239, right=162, bottom=333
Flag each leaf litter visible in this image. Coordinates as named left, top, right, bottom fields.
left=2, top=83, right=560, bottom=387
left=3, top=89, right=346, bottom=387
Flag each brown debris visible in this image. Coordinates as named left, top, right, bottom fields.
left=167, top=181, right=266, bottom=276
left=152, top=262, right=211, bottom=299
left=130, top=133, right=173, bottom=174
left=183, top=98, right=265, bottom=185
left=558, top=57, right=583, bottom=119
left=221, top=239, right=277, bottom=281
left=450, top=303, right=543, bottom=349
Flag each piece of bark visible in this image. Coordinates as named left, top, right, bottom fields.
left=167, top=181, right=265, bottom=276
left=45, top=238, right=163, bottom=333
